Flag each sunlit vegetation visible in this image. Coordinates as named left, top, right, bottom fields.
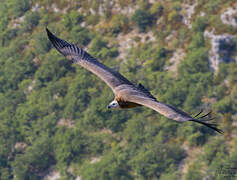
left=0, top=0, right=236, bottom=179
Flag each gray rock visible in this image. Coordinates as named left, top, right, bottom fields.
left=221, top=6, right=237, bottom=27
left=204, top=30, right=236, bottom=72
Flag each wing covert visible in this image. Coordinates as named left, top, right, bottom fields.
left=124, top=93, right=222, bottom=133
left=125, top=93, right=190, bottom=122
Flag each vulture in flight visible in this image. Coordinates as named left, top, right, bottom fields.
left=46, top=28, right=222, bottom=134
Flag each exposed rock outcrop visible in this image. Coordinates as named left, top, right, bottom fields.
left=221, top=6, right=237, bottom=27
left=90, top=156, right=101, bottom=164
left=116, top=29, right=155, bottom=61
left=165, top=49, right=185, bottom=75
left=14, top=142, right=28, bottom=152
left=204, top=30, right=237, bottom=72
left=43, top=170, right=60, bottom=180
left=182, top=3, right=197, bottom=28
left=27, top=79, right=36, bottom=94
left=57, top=118, right=75, bottom=128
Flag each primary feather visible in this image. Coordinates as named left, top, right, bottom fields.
left=46, top=28, right=132, bottom=92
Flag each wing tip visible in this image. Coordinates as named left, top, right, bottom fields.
left=45, top=27, right=69, bottom=51
left=45, top=27, right=53, bottom=39
left=46, top=27, right=56, bottom=45
left=45, top=27, right=49, bottom=33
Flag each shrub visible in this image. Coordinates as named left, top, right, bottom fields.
left=22, top=11, right=40, bottom=32
left=62, top=10, right=83, bottom=30
left=192, top=17, right=209, bottom=32
left=146, top=46, right=167, bottom=71
left=87, top=14, right=100, bottom=25
left=81, top=148, right=132, bottom=180
left=32, top=31, right=51, bottom=55
left=168, top=10, right=182, bottom=22
left=0, top=28, right=18, bottom=46
left=132, top=9, right=153, bottom=32
left=110, top=14, right=129, bottom=35
left=185, top=162, right=203, bottom=180
left=129, top=143, right=185, bottom=179
left=150, top=2, right=164, bottom=16
left=71, top=26, right=91, bottom=46
left=12, top=135, right=54, bottom=180
left=7, top=0, right=30, bottom=18
left=0, top=16, right=9, bottom=31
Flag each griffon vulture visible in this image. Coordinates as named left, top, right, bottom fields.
left=46, top=28, right=222, bottom=134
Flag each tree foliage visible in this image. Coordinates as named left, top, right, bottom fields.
left=132, top=9, right=154, bottom=32
left=0, top=0, right=235, bottom=179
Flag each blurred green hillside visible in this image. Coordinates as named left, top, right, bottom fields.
left=0, top=0, right=237, bottom=179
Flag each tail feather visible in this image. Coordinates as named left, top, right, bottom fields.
left=199, top=110, right=212, bottom=119
left=190, top=119, right=223, bottom=134
left=193, top=109, right=203, bottom=118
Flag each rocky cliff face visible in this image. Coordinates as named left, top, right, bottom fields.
left=201, top=4, right=237, bottom=73
left=205, top=30, right=236, bottom=72
left=221, top=6, right=237, bottom=27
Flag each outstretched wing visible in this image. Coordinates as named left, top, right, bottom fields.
left=46, top=28, right=133, bottom=93
left=123, top=91, right=223, bottom=133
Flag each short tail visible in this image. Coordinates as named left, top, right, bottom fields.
left=190, top=119, right=223, bottom=134
left=190, top=110, right=223, bottom=134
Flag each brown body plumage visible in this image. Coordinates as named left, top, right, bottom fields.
left=46, top=28, right=223, bottom=134
left=115, top=97, right=141, bottom=109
